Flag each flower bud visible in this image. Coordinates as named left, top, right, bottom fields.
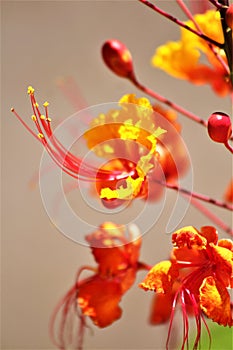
left=207, top=112, right=232, bottom=143
left=226, top=5, right=233, bottom=30
left=102, top=39, right=134, bottom=78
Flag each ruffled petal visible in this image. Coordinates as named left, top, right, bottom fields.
left=172, top=226, right=207, bottom=249
left=210, top=243, right=233, bottom=288
left=200, top=276, right=233, bottom=326
left=139, top=260, right=178, bottom=293
left=78, top=275, right=122, bottom=328
left=200, top=226, right=218, bottom=245
left=86, top=222, right=141, bottom=275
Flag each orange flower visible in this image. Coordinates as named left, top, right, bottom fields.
left=140, top=226, right=233, bottom=349
left=50, top=222, right=143, bottom=349
left=13, top=88, right=190, bottom=209
left=152, top=10, right=232, bottom=96
left=84, top=94, right=189, bottom=206
left=224, top=178, right=233, bottom=203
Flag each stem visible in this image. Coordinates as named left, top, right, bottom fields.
left=183, top=193, right=233, bottom=236
left=130, top=75, right=207, bottom=127
left=224, top=140, right=233, bottom=153
left=208, top=0, right=225, bottom=9
left=176, top=0, right=229, bottom=74
left=218, top=0, right=233, bottom=85
left=156, top=179, right=233, bottom=211
left=138, top=0, right=224, bottom=48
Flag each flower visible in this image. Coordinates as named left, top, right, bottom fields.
left=139, top=225, right=233, bottom=349
left=84, top=94, right=189, bottom=206
left=50, top=222, right=143, bottom=349
left=12, top=88, right=189, bottom=210
left=224, top=178, right=233, bottom=203
left=152, top=10, right=232, bottom=96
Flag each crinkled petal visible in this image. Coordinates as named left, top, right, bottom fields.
left=200, top=226, right=218, bottom=245
left=139, top=260, right=178, bottom=293
left=210, top=243, right=233, bottom=288
left=86, top=222, right=141, bottom=275
left=172, top=226, right=207, bottom=249
left=78, top=275, right=122, bottom=328
left=200, top=276, right=233, bottom=326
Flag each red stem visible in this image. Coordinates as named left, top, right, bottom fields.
left=224, top=141, right=233, bottom=153
left=130, top=75, right=207, bottom=127
left=138, top=0, right=224, bottom=48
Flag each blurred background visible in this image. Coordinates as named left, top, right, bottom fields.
left=2, top=1, right=232, bottom=349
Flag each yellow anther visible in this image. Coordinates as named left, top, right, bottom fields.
left=43, top=101, right=49, bottom=107
left=40, top=115, right=46, bottom=120
left=11, top=107, right=15, bottom=112
left=34, top=102, right=39, bottom=108
left=31, top=115, right=36, bottom=121
left=38, top=133, right=44, bottom=139
left=27, top=86, right=35, bottom=95
left=46, top=117, right=52, bottom=122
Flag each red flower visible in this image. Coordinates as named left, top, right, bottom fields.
left=12, top=88, right=189, bottom=208
left=140, top=226, right=233, bottom=349
left=50, top=222, right=142, bottom=349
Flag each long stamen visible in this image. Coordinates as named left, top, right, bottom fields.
left=138, top=0, right=224, bottom=48
left=12, top=90, right=134, bottom=182
left=166, top=289, right=180, bottom=350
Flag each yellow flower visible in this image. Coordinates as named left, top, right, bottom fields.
left=152, top=10, right=232, bottom=96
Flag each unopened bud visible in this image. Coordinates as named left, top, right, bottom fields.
left=102, top=39, right=134, bottom=79
left=207, top=112, right=232, bottom=143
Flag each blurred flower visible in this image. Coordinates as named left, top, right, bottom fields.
left=224, top=178, right=233, bottom=203
left=51, top=222, right=143, bottom=349
left=152, top=10, right=232, bottom=96
left=140, top=225, right=233, bottom=349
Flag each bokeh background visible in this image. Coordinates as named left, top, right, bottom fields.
left=2, top=1, right=232, bottom=349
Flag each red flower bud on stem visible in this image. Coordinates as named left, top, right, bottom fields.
left=207, top=112, right=232, bottom=143
left=102, top=39, right=135, bottom=79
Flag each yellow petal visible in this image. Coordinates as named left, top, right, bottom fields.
left=200, top=276, right=233, bottom=327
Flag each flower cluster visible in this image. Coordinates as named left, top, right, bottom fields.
left=140, top=225, right=233, bottom=348
left=11, top=0, right=233, bottom=349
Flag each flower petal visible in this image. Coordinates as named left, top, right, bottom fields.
left=210, top=243, right=233, bottom=288
left=78, top=275, right=122, bottom=328
left=172, top=226, right=207, bottom=249
left=200, top=276, right=233, bottom=326
left=149, top=292, right=173, bottom=324
left=139, top=260, right=178, bottom=293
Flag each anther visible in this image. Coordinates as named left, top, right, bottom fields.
left=27, top=86, right=35, bottom=95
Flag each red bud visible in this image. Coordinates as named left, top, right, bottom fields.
left=207, top=112, right=232, bottom=143
left=102, top=39, right=134, bottom=78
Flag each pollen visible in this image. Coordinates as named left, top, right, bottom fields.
left=27, top=86, right=35, bottom=95
left=11, top=107, right=14, bottom=112
left=34, top=102, right=39, bottom=108
left=46, top=117, right=52, bottom=122
left=37, top=133, right=44, bottom=139
left=43, top=101, right=49, bottom=107
left=31, top=115, right=36, bottom=121
left=40, top=115, right=46, bottom=120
